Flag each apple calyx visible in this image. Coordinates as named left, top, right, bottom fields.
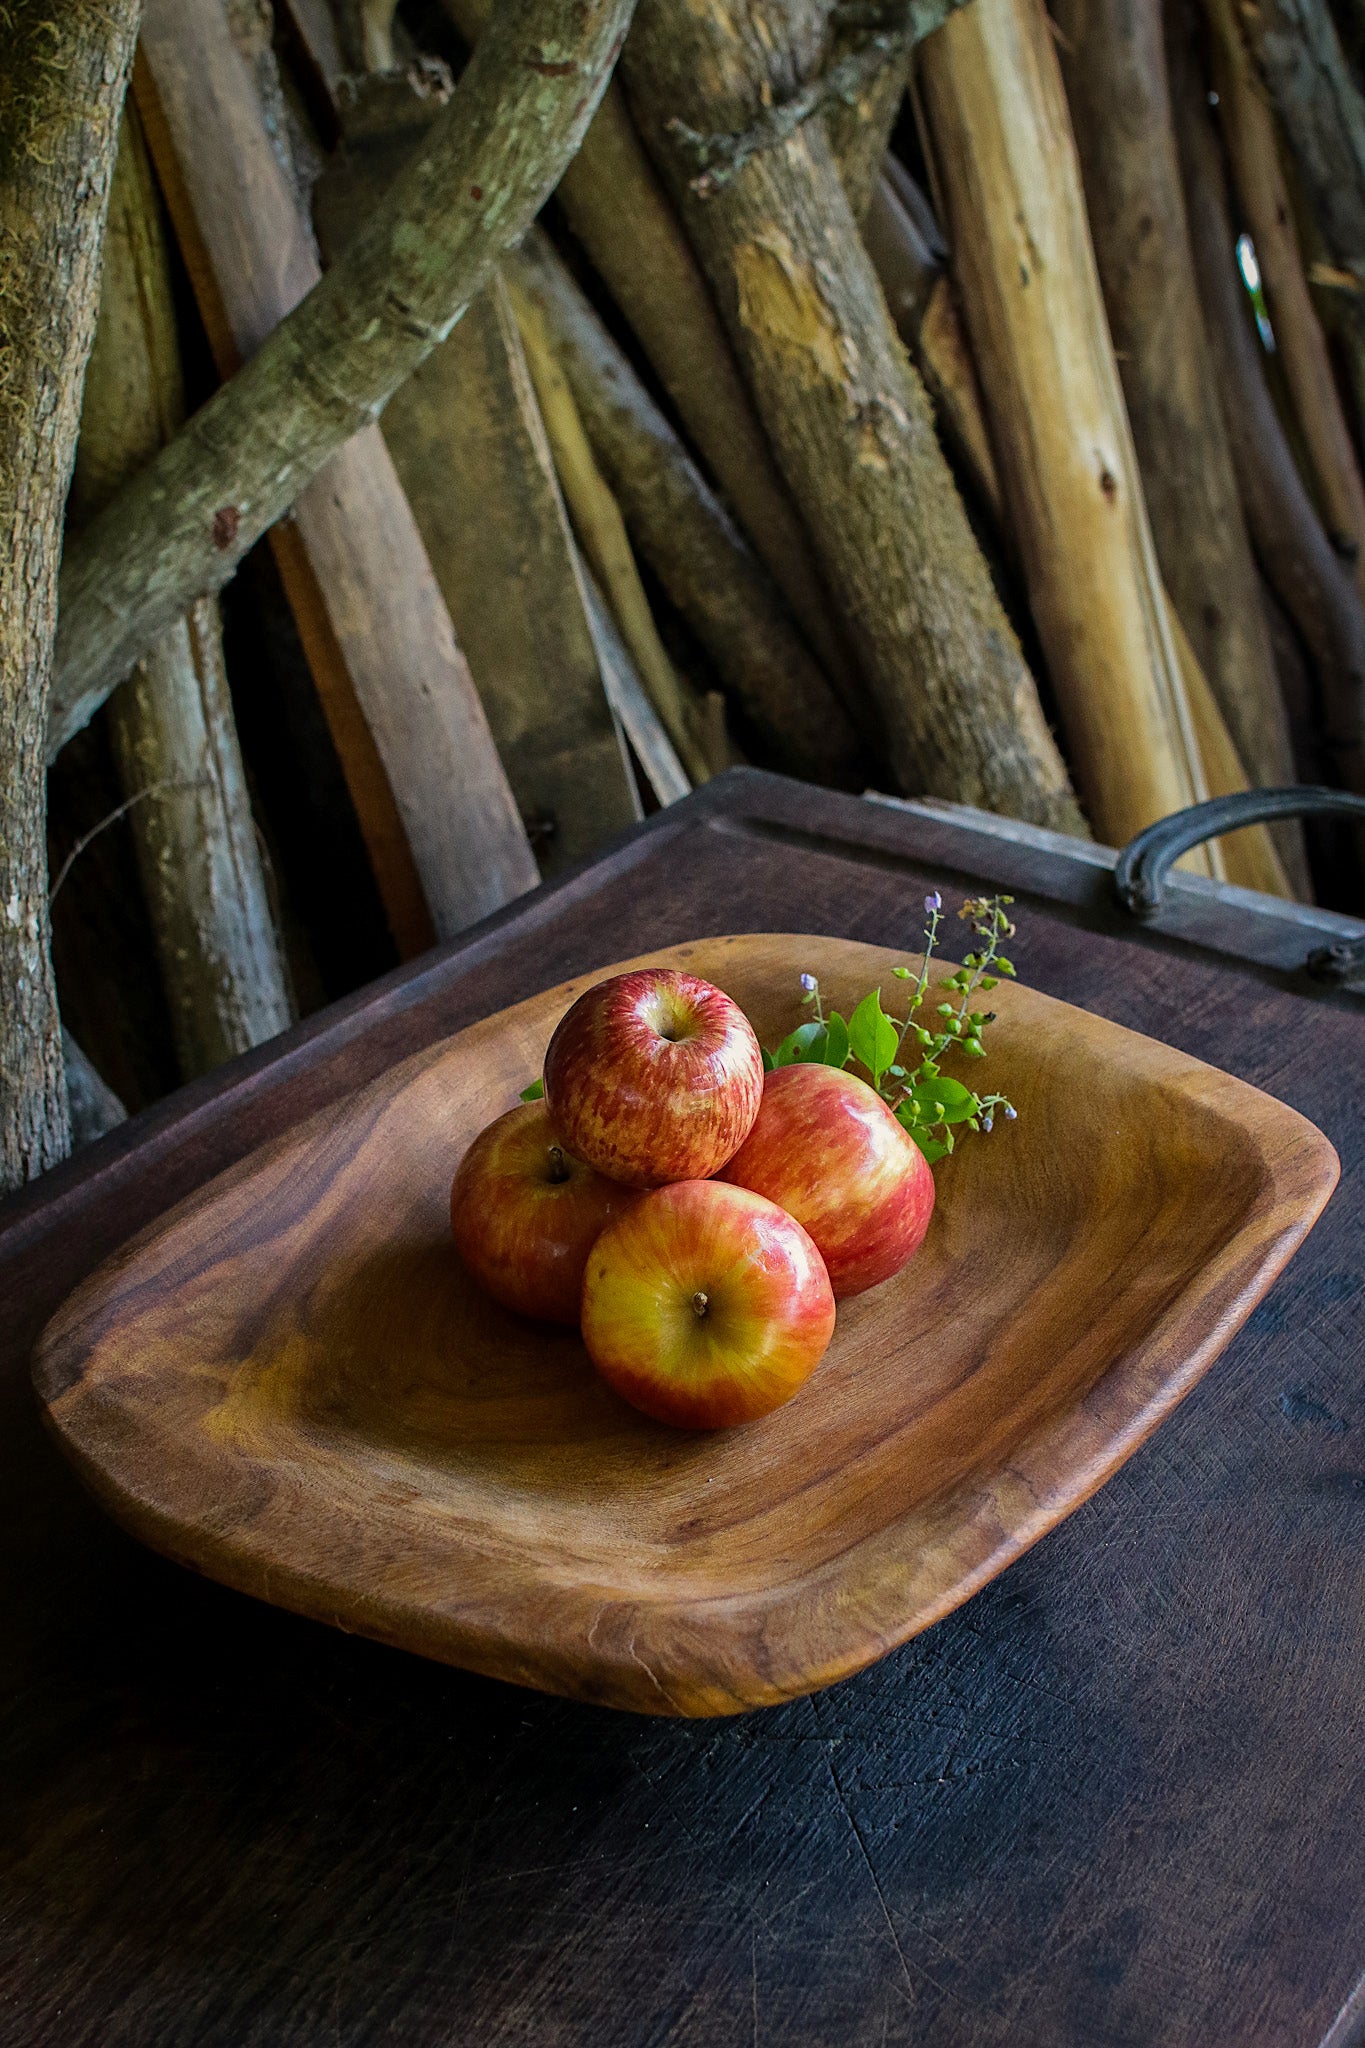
left=691, top=1290, right=710, bottom=1319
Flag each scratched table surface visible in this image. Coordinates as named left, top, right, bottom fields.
left=3, top=770, right=1363, bottom=2048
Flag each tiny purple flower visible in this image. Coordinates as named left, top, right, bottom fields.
left=1004, top=1104, right=1018, bottom=1121
left=981, top=1115, right=994, bottom=1134
left=925, top=891, right=942, bottom=914
left=799, top=972, right=817, bottom=992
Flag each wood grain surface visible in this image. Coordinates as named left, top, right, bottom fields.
left=33, top=935, right=1337, bottom=1715
left=3, top=772, right=1364, bottom=2043
left=133, top=0, right=538, bottom=952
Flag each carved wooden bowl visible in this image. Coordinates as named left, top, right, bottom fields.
left=33, top=936, right=1339, bottom=1716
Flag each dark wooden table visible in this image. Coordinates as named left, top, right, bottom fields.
left=4, top=770, right=1363, bottom=2048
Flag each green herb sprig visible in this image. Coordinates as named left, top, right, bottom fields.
left=766, top=893, right=1019, bottom=1165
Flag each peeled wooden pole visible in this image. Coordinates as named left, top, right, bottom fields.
left=862, top=167, right=1293, bottom=895
left=124, top=0, right=543, bottom=951
left=0, top=0, right=141, bottom=1189
left=312, top=66, right=639, bottom=878
left=622, top=0, right=1084, bottom=833
left=1202, top=0, right=1365, bottom=583
left=508, top=231, right=864, bottom=787
left=1171, top=15, right=1365, bottom=798
left=1053, top=0, right=1300, bottom=814
left=441, top=0, right=852, bottom=704
left=71, top=109, right=293, bottom=1077
left=919, top=0, right=1216, bottom=861
left=515, top=291, right=711, bottom=787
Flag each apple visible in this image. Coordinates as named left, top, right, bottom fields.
left=720, top=1063, right=935, bottom=1298
left=580, top=1179, right=837, bottom=1428
left=449, top=1102, right=637, bottom=1325
left=542, top=968, right=764, bottom=1189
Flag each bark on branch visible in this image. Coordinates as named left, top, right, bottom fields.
left=622, top=0, right=1084, bottom=833
left=1239, top=0, right=1365, bottom=437
left=1172, top=9, right=1365, bottom=795
left=668, top=0, right=963, bottom=197
left=72, top=107, right=295, bottom=1077
left=1052, top=0, right=1299, bottom=804
left=507, top=230, right=864, bottom=786
left=0, top=0, right=142, bottom=1191
left=48, top=0, right=637, bottom=756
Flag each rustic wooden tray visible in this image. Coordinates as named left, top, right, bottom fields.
left=32, top=934, right=1338, bottom=1716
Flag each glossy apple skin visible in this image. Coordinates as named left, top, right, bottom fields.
left=450, top=1103, right=638, bottom=1324
left=581, top=1179, right=837, bottom=1429
left=720, top=1064, right=935, bottom=1299
left=543, top=969, right=764, bottom=1190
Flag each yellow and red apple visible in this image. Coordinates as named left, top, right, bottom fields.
left=721, top=1063, right=935, bottom=1298
left=581, top=1179, right=837, bottom=1428
left=449, top=1102, right=637, bottom=1324
left=543, top=968, right=763, bottom=1189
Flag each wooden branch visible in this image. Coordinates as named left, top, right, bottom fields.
left=1239, top=0, right=1365, bottom=281
left=0, top=0, right=141, bottom=1189
left=1167, top=608, right=1295, bottom=896
left=442, top=0, right=855, bottom=709
left=61, top=1032, right=128, bottom=1149
left=863, top=166, right=1296, bottom=894
left=622, top=0, right=1085, bottom=832
left=861, top=169, right=1003, bottom=510
left=669, top=1, right=960, bottom=199
left=580, top=572, right=691, bottom=807
left=507, top=230, right=865, bottom=786
left=514, top=288, right=712, bottom=786
left=71, top=107, right=294, bottom=1078
left=46, top=0, right=637, bottom=922
left=125, top=6, right=505, bottom=952
left=1172, top=12, right=1365, bottom=796
left=1204, top=0, right=1365, bottom=582
left=1050, top=0, right=1303, bottom=851
left=1239, top=0, right=1365, bottom=441
left=313, top=70, right=639, bottom=879
left=919, top=0, right=1217, bottom=859
left=826, top=41, right=913, bottom=225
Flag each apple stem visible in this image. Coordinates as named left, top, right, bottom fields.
left=546, top=1144, right=570, bottom=1185
left=692, top=1290, right=710, bottom=1319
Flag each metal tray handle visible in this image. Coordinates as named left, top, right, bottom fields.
left=1113, top=788, right=1365, bottom=983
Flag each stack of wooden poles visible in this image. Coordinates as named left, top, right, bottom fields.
left=46, top=0, right=1365, bottom=1140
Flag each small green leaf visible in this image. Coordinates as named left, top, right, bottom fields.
left=909, top=1129, right=950, bottom=1165
left=908, top=1074, right=977, bottom=1124
left=520, top=1078, right=545, bottom=1102
left=761, top=1046, right=775, bottom=1073
left=823, top=1011, right=850, bottom=1069
left=772, top=1020, right=824, bottom=1067
left=849, top=988, right=899, bottom=1088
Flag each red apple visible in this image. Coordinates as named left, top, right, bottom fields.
left=580, top=1179, right=836, bottom=1428
left=450, top=1102, right=637, bottom=1324
left=720, top=1063, right=935, bottom=1298
left=542, top=968, right=763, bottom=1189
